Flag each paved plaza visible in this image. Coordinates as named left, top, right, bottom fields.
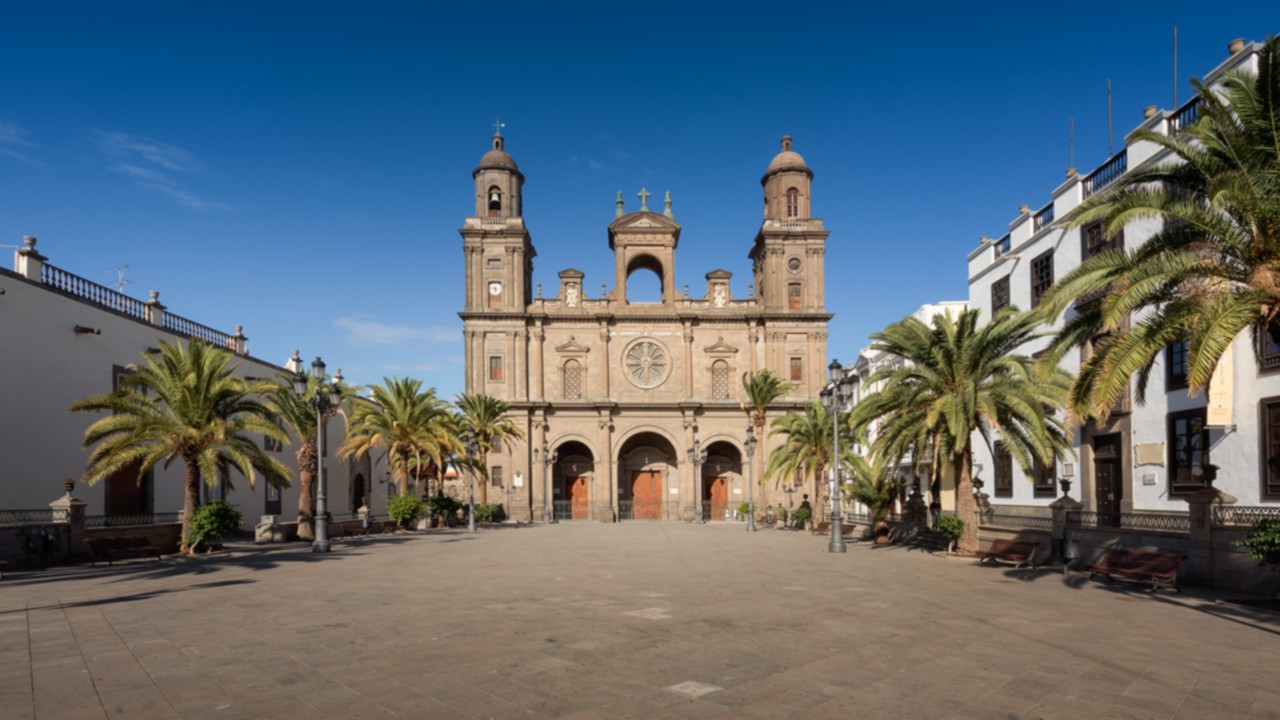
left=2, top=523, right=1279, bottom=720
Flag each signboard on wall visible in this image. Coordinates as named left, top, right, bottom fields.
left=1207, top=343, right=1234, bottom=427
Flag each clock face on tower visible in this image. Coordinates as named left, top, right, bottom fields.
left=488, top=282, right=502, bottom=296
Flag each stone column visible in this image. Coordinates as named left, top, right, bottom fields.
left=532, top=322, right=545, bottom=401
left=599, top=324, right=611, bottom=399
left=1184, top=481, right=1236, bottom=586
left=902, top=481, right=928, bottom=541
left=683, top=323, right=694, bottom=398
left=1049, top=484, right=1083, bottom=569
left=15, top=236, right=47, bottom=280
left=230, top=325, right=248, bottom=355
left=597, top=415, right=615, bottom=522
left=49, top=479, right=87, bottom=561
left=144, top=291, right=166, bottom=326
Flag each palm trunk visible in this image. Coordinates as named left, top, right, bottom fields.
left=478, top=450, right=489, bottom=506
left=953, top=447, right=979, bottom=554
left=296, top=442, right=317, bottom=541
left=181, top=457, right=200, bottom=554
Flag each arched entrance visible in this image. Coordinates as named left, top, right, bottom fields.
left=702, top=441, right=743, bottom=521
left=554, top=441, right=594, bottom=521
left=617, top=432, right=678, bottom=520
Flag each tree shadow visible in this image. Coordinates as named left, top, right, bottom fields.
left=0, top=578, right=256, bottom=615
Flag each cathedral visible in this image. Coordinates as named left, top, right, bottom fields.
left=458, top=132, right=832, bottom=522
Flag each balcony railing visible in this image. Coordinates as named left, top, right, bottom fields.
left=85, top=511, right=182, bottom=528
left=0, top=509, right=60, bottom=526
left=162, top=312, right=235, bottom=349
left=42, top=264, right=148, bottom=320
left=993, top=234, right=1012, bottom=257
left=1033, top=203, right=1055, bottom=233
left=1068, top=510, right=1189, bottom=533
left=1213, top=505, right=1280, bottom=526
left=1168, top=97, right=1202, bottom=137
left=984, top=513, right=1053, bottom=532
left=1083, top=152, right=1128, bottom=198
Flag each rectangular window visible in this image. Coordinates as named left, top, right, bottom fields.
left=787, top=283, right=802, bottom=310
left=1166, top=340, right=1189, bottom=391
left=491, top=465, right=503, bottom=488
left=263, top=433, right=283, bottom=453
left=993, top=442, right=1012, bottom=498
left=488, top=356, right=504, bottom=382
left=1263, top=398, right=1280, bottom=499
left=789, top=357, right=803, bottom=382
left=1168, top=408, right=1209, bottom=495
left=991, top=276, right=1010, bottom=314
left=1082, top=221, right=1123, bottom=260
left=1032, top=456, right=1056, bottom=498
left=1261, top=322, right=1280, bottom=372
left=1031, top=250, right=1054, bottom=308
left=265, top=482, right=281, bottom=515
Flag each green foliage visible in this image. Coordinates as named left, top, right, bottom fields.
left=851, top=474, right=905, bottom=521
left=1232, top=519, right=1280, bottom=566
left=341, top=377, right=458, bottom=497
left=186, top=501, right=243, bottom=548
left=387, top=494, right=425, bottom=526
left=742, top=369, right=795, bottom=429
left=791, top=506, right=811, bottom=526
left=456, top=394, right=526, bottom=505
left=474, top=504, right=500, bottom=522
left=736, top=501, right=753, bottom=517
left=936, top=515, right=965, bottom=542
left=427, top=495, right=461, bottom=517
left=776, top=507, right=789, bottom=524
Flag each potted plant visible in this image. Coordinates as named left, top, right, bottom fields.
left=427, top=495, right=462, bottom=527
left=474, top=504, right=500, bottom=523
left=936, top=515, right=965, bottom=554
left=790, top=505, right=811, bottom=530
left=851, top=474, right=905, bottom=544
left=387, top=494, right=425, bottom=530
left=1233, top=518, right=1280, bottom=570
left=186, top=501, right=243, bottom=553
left=736, top=501, right=752, bottom=521
left=775, top=506, right=789, bottom=529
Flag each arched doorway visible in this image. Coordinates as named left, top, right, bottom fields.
left=702, top=441, right=743, bottom=521
left=617, top=432, right=678, bottom=520
left=554, top=441, right=594, bottom=521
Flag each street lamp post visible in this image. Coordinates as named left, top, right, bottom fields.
left=465, top=435, right=478, bottom=532
left=744, top=425, right=758, bottom=533
left=293, top=358, right=343, bottom=553
left=820, top=359, right=854, bottom=554
left=535, top=438, right=558, bottom=524
left=687, top=440, right=707, bottom=523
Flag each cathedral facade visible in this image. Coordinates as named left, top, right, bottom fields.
left=458, top=133, right=832, bottom=522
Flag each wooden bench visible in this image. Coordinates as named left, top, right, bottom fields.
left=812, top=521, right=832, bottom=534
left=979, top=539, right=1040, bottom=568
left=1085, top=548, right=1184, bottom=592
left=84, top=536, right=162, bottom=566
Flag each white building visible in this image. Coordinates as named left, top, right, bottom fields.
left=966, top=38, right=1276, bottom=520
left=0, top=236, right=388, bottom=531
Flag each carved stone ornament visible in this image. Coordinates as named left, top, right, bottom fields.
left=623, top=339, right=670, bottom=389
left=565, top=283, right=579, bottom=307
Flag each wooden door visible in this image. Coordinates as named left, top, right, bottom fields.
left=106, top=460, right=147, bottom=515
left=1094, top=434, right=1122, bottom=527
left=708, top=477, right=728, bottom=520
left=631, top=471, right=662, bottom=520
left=568, top=476, right=589, bottom=520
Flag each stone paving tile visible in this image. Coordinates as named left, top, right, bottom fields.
left=4, top=524, right=1280, bottom=719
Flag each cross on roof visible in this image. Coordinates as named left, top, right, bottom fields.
left=638, top=187, right=651, bottom=211
left=493, top=116, right=505, bottom=135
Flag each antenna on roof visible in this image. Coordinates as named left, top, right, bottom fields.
left=107, top=264, right=131, bottom=293
left=1107, top=78, right=1114, bottom=156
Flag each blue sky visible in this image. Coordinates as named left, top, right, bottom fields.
left=3, top=2, right=1276, bottom=398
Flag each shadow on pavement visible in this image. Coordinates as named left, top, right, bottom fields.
left=1, top=578, right=256, bottom=615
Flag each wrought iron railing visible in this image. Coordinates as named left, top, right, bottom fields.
left=41, top=264, right=148, bottom=320
left=1083, top=152, right=1128, bottom=198
left=1068, top=510, right=1189, bottom=533
left=552, top=500, right=572, bottom=521
left=162, top=312, right=234, bottom=349
left=1168, top=97, right=1201, bottom=136
left=993, top=234, right=1012, bottom=257
left=846, top=511, right=872, bottom=525
left=984, top=513, right=1053, bottom=531
left=0, top=509, right=59, bottom=526
left=1033, top=203, right=1055, bottom=233
left=1213, top=505, right=1280, bottom=526
left=85, top=512, right=182, bottom=528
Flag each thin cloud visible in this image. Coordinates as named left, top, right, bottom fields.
left=90, top=129, right=228, bottom=210
left=334, top=315, right=459, bottom=346
left=586, top=157, right=604, bottom=170
left=0, top=119, right=38, bottom=165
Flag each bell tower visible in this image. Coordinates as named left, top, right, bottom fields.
left=750, top=135, right=828, bottom=312
left=460, top=130, right=535, bottom=313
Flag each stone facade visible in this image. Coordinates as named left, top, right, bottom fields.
left=458, top=134, right=832, bottom=522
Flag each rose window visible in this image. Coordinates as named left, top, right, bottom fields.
left=625, top=340, right=669, bottom=389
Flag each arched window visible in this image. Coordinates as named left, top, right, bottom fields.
left=711, top=360, right=729, bottom=400
left=564, top=360, right=582, bottom=400
left=488, top=186, right=502, bottom=216
left=786, top=188, right=799, bottom=217
left=788, top=282, right=802, bottom=310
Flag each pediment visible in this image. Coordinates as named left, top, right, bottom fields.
left=610, top=211, right=680, bottom=231
left=702, top=337, right=738, bottom=355
left=555, top=336, right=591, bottom=354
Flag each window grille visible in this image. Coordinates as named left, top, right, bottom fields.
left=991, top=276, right=1010, bottom=314
left=564, top=360, right=582, bottom=400
left=1031, top=250, right=1054, bottom=308
left=711, top=361, right=729, bottom=400
left=1169, top=409, right=1209, bottom=495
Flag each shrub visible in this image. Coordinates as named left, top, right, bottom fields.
left=474, top=504, right=500, bottom=522
left=937, top=515, right=964, bottom=542
left=776, top=507, right=789, bottom=525
left=1233, top=518, right=1280, bottom=567
left=388, top=495, right=425, bottom=527
left=791, top=506, right=812, bottom=527
left=427, top=495, right=461, bottom=518
left=186, top=501, right=243, bottom=549
left=736, top=501, right=753, bottom=518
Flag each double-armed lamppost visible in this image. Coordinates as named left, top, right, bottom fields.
left=293, top=357, right=343, bottom=553
left=534, top=437, right=558, bottom=524
left=687, top=440, right=707, bottom=523
left=744, top=425, right=758, bottom=533
left=820, top=359, right=856, bottom=554
left=464, top=434, right=479, bottom=532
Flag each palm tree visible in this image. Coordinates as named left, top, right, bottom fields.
left=266, top=371, right=352, bottom=541
left=764, top=400, right=849, bottom=516
left=850, top=309, right=1073, bottom=554
left=339, top=377, right=455, bottom=497
left=741, top=369, right=795, bottom=498
left=71, top=339, right=290, bottom=554
left=455, top=394, right=525, bottom=506
left=1039, top=35, right=1280, bottom=419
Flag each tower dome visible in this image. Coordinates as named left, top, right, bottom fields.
left=476, top=133, right=519, bottom=173
left=763, top=135, right=812, bottom=180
